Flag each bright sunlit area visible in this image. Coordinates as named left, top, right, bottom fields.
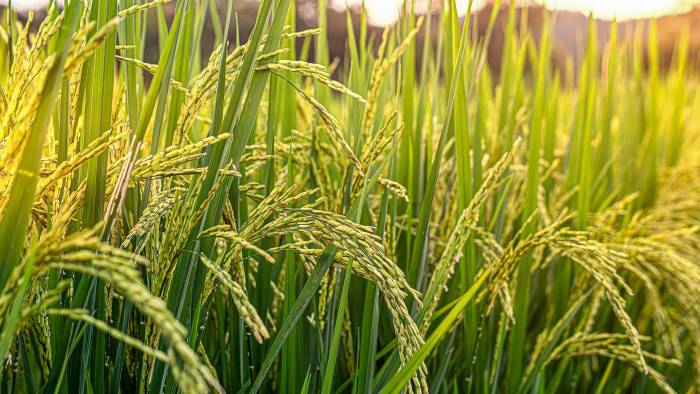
left=334, top=0, right=700, bottom=25
left=0, top=0, right=58, bottom=11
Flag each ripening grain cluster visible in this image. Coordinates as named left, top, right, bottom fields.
left=0, top=0, right=699, bottom=393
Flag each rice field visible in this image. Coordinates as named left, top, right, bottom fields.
left=1, top=0, right=700, bottom=393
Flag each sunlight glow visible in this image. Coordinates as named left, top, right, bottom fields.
left=334, top=0, right=698, bottom=26
left=542, top=0, right=690, bottom=19
left=0, top=0, right=62, bottom=11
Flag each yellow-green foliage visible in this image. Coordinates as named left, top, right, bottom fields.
left=0, top=1, right=699, bottom=393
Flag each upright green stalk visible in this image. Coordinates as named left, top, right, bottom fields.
left=506, top=10, right=551, bottom=391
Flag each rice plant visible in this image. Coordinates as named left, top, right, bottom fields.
left=1, top=0, right=699, bottom=393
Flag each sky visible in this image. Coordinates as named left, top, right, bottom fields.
left=0, top=0, right=59, bottom=11
left=335, top=0, right=699, bottom=25
left=2, top=0, right=698, bottom=25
